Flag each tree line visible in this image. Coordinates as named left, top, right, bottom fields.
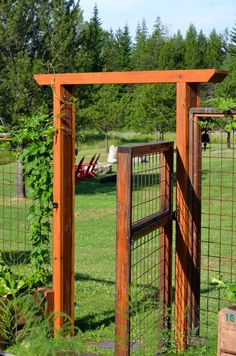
left=0, top=0, right=236, bottom=139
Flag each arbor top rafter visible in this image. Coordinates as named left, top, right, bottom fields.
left=34, top=69, right=227, bottom=86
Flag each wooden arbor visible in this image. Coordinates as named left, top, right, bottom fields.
left=34, top=69, right=227, bottom=347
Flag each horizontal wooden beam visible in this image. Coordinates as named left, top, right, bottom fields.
left=118, top=141, right=173, bottom=156
left=131, top=210, right=172, bottom=242
left=34, top=69, right=227, bottom=86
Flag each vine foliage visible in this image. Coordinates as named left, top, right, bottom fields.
left=10, top=114, right=54, bottom=285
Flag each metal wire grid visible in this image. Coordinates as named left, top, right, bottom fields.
left=129, top=151, right=167, bottom=354
left=0, top=141, right=52, bottom=271
left=131, top=152, right=165, bottom=224
left=130, top=229, right=163, bottom=354
left=0, top=142, right=31, bottom=266
left=199, top=124, right=236, bottom=337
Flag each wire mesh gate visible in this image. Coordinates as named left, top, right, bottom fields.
left=115, top=142, right=173, bottom=355
left=189, top=108, right=236, bottom=348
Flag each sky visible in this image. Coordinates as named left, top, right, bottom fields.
left=79, top=0, right=236, bottom=38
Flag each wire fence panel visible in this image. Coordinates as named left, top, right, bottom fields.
left=200, top=126, right=236, bottom=337
left=116, top=142, right=173, bottom=355
left=190, top=110, right=236, bottom=348
left=0, top=141, right=30, bottom=269
left=0, top=139, right=52, bottom=276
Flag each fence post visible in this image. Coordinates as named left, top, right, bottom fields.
left=53, top=84, right=76, bottom=334
left=175, top=82, right=200, bottom=350
left=159, top=146, right=173, bottom=329
left=115, top=148, right=132, bottom=356
left=188, top=111, right=201, bottom=335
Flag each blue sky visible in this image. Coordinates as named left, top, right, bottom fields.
left=79, top=0, right=236, bottom=38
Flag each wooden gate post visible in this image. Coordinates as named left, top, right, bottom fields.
left=175, top=82, right=200, bottom=349
left=53, top=83, right=76, bottom=333
left=115, top=148, right=132, bottom=356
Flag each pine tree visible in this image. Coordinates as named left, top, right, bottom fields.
left=184, top=24, right=200, bottom=68
left=0, top=0, right=47, bottom=126
left=48, top=0, right=83, bottom=73
left=229, top=22, right=236, bottom=56
left=128, top=84, right=175, bottom=139
left=103, top=25, right=132, bottom=71
left=204, top=29, right=224, bottom=68
left=79, top=4, right=105, bottom=72
left=131, top=19, right=149, bottom=69
left=197, top=30, right=208, bottom=68
left=145, top=17, right=167, bottom=69
left=159, top=31, right=185, bottom=69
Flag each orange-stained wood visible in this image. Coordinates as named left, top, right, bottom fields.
left=53, top=84, right=75, bottom=334
left=175, top=83, right=200, bottom=350
left=159, top=146, right=173, bottom=329
left=34, top=69, right=227, bottom=86
left=115, top=150, right=132, bottom=356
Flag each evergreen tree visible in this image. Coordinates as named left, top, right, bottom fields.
left=229, top=22, right=236, bottom=56
left=128, top=84, right=175, bottom=139
left=214, top=22, right=236, bottom=99
left=78, top=85, right=127, bottom=151
left=204, top=29, right=224, bottom=68
left=184, top=24, right=200, bottom=68
left=145, top=17, right=167, bottom=69
left=78, top=4, right=105, bottom=72
left=131, top=19, right=149, bottom=69
left=48, top=0, right=83, bottom=72
left=103, top=25, right=132, bottom=71
left=0, top=0, right=47, bottom=126
left=159, top=31, right=185, bottom=69
left=197, top=30, right=208, bottom=68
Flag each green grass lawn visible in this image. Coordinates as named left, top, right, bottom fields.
left=1, top=130, right=236, bottom=355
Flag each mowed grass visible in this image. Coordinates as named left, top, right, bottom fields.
left=1, top=130, right=236, bottom=354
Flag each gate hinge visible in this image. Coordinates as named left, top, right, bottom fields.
left=171, top=209, right=179, bottom=221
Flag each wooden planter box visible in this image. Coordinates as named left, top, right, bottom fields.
left=218, top=307, right=236, bottom=355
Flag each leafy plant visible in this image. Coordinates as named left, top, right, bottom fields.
left=0, top=292, right=52, bottom=348
left=211, top=277, right=236, bottom=303
left=9, top=114, right=54, bottom=285
left=205, top=97, right=236, bottom=133
left=0, top=254, right=26, bottom=298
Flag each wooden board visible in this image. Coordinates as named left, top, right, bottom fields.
left=218, top=308, right=236, bottom=355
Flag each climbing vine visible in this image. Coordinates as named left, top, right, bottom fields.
left=10, top=114, right=54, bottom=285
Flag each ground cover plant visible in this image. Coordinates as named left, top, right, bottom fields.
left=0, top=130, right=235, bottom=354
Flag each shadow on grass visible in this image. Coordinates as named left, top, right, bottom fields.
left=75, top=176, right=117, bottom=195
left=75, top=310, right=115, bottom=333
left=80, top=132, right=156, bottom=147
left=74, top=272, right=115, bottom=285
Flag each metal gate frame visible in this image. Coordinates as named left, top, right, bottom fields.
left=115, top=142, right=173, bottom=355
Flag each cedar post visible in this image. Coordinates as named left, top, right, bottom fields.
left=115, top=149, right=132, bottom=356
left=53, top=84, right=75, bottom=333
left=175, top=83, right=200, bottom=349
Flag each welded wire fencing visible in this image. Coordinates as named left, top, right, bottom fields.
left=189, top=110, right=236, bottom=347
left=0, top=138, right=52, bottom=276
left=0, top=140, right=31, bottom=269
left=116, top=142, right=173, bottom=355
left=200, top=122, right=236, bottom=337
